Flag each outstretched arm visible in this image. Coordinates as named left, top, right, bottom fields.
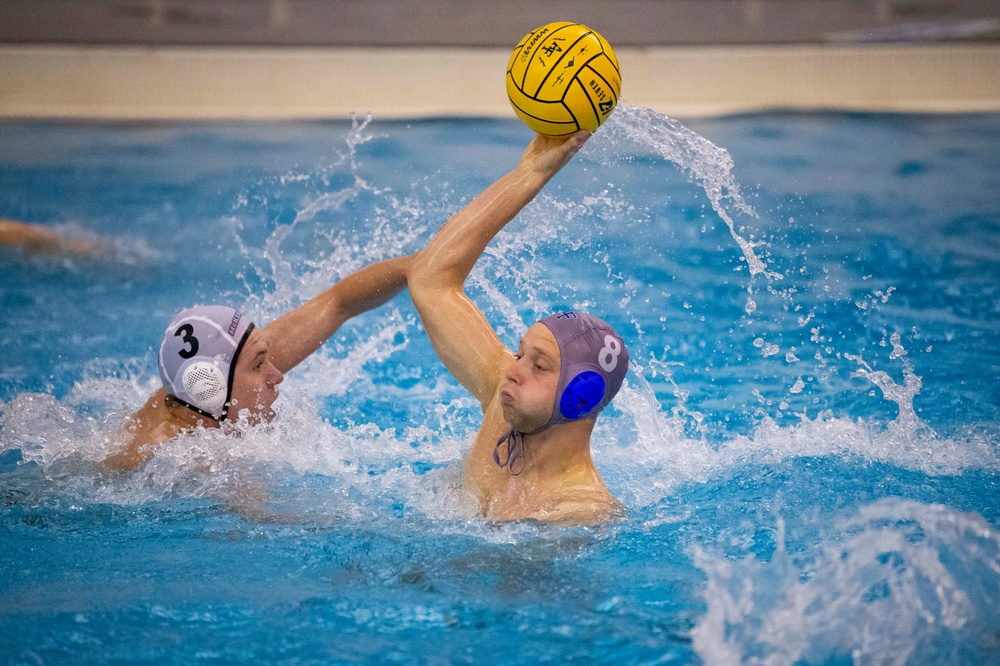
left=0, top=219, right=100, bottom=257
left=262, top=254, right=413, bottom=374
left=407, top=132, right=589, bottom=408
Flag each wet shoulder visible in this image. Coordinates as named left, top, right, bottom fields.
left=101, top=389, right=176, bottom=471
left=539, top=488, right=627, bottom=526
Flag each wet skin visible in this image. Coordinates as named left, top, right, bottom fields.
left=227, top=329, right=284, bottom=424
left=499, top=323, right=561, bottom=433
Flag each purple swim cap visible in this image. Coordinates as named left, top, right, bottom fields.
left=539, top=311, right=629, bottom=427
left=158, top=305, right=255, bottom=421
left=494, top=311, right=629, bottom=474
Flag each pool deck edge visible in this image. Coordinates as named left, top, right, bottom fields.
left=1, top=43, right=999, bottom=120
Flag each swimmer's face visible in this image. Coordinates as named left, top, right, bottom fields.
left=500, top=323, right=561, bottom=431
left=228, top=329, right=283, bottom=424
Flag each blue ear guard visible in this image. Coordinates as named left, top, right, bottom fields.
left=559, top=371, right=607, bottom=420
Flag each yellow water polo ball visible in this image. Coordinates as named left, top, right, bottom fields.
left=506, top=22, right=622, bottom=136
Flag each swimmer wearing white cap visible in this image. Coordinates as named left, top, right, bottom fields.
left=407, top=131, right=629, bottom=525
left=102, top=253, right=412, bottom=471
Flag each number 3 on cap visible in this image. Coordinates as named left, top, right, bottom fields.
left=599, top=335, right=622, bottom=372
left=175, top=323, right=200, bottom=359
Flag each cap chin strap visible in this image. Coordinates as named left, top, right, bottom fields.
left=164, top=394, right=221, bottom=423
left=494, top=421, right=554, bottom=476
left=494, top=429, right=527, bottom=476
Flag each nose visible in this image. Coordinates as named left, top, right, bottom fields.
left=269, top=364, right=284, bottom=387
left=504, top=357, right=526, bottom=385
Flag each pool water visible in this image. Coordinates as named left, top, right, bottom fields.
left=1, top=110, right=998, bottom=664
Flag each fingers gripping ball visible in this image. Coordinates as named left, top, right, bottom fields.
left=506, top=22, right=622, bottom=136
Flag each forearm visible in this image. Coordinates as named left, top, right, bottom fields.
left=333, top=254, right=413, bottom=318
left=0, top=219, right=99, bottom=256
left=409, top=167, right=548, bottom=287
left=401, top=165, right=546, bottom=403
left=401, top=133, right=588, bottom=403
left=409, top=132, right=588, bottom=290
left=264, top=254, right=413, bottom=373
left=0, top=219, right=62, bottom=251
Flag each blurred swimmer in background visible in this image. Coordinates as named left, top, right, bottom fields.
left=0, top=218, right=102, bottom=258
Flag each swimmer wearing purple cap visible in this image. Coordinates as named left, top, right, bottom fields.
left=102, top=253, right=413, bottom=471
left=408, top=131, right=627, bottom=525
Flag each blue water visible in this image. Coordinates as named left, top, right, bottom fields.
left=1, top=110, right=998, bottom=665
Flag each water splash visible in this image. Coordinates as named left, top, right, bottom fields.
left=225, top=114, right=428, bottom=325
left=593, top=106, right=783, bottom=313
left=604, top=378, right=999, bottom=513
left=292, top=114, right=384, bottom=226
left=845, top=332, right=925, bottom=437
left=691, top=499, right=1000, bottom=665
left=0, top=383, right=475, bottom=524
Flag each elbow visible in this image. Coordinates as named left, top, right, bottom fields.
left=406, top=250, right=437, bottom=292
left=408, top=247, right=463, bottom=294
left=408, top=260, right=457, bottom=311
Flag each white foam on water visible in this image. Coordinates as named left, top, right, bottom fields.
left=4, top=327, right=995, bottom=528
left=0, top=378, right=476, bottom=524
left=598, top=339, right=999, bottom=512
left=690, top=498, right=1000, bottom=665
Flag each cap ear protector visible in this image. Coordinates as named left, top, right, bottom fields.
left=180, top=361, right=228, bottom=416
left=559, top=370, right=607, bottom=420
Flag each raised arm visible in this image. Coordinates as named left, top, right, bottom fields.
left=407, top=132, right=589, bottom=407
left=262, top=254, right=413, bottom=373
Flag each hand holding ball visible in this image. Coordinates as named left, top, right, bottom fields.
left=506, top=22, right=622, bottom=136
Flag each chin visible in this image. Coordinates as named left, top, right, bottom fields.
left=500, top=404, right=525, bottom=430
left=502, top=405, right=546, bottom=434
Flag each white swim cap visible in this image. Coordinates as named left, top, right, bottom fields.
left=157, top=305, right=255, bottom=420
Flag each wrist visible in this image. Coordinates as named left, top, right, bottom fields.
left=513, top=162, right=554, bottom=190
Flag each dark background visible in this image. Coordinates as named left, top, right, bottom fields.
left=1, top=0, right=998, bottom=47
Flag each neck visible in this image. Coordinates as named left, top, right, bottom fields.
left=518, top=418, right=597, bottom=478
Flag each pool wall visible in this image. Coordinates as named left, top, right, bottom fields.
left=2, top=42, right=999, bottom=119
